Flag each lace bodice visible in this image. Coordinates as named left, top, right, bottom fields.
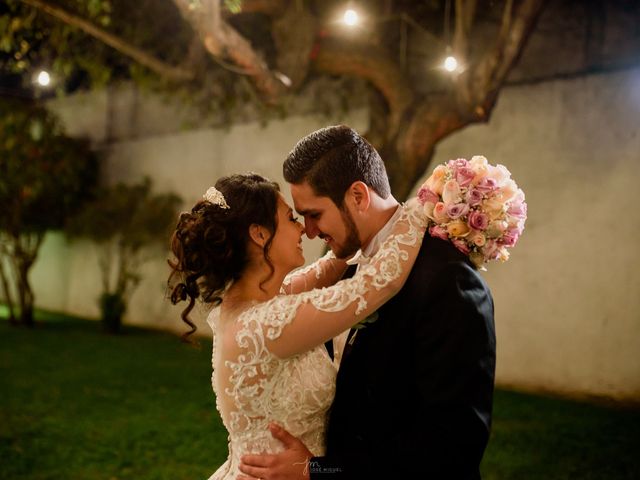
left=206, top=201, right=426, bottom=480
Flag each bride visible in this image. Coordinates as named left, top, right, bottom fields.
left=168, top=173, right=426, bottom=479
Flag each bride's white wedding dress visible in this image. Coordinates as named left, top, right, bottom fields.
left=206, top=202, right=425, bottom=480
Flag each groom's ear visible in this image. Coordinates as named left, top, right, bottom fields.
left=346, top=181, right=371, bottom=213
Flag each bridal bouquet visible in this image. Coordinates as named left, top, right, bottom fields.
left=417, top=156, right=527, bottom=269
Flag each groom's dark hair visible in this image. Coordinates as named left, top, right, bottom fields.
left=283, top=125, right=391, bottom=207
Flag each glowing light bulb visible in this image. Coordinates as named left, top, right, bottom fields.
left=343, top=9, right=359, bottom=26
left=36, top=70, right=51, bottom=86
left=443, top=56, right=458, bottom=72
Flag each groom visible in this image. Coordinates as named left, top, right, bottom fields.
left=239, top=125, right=496, bottom=479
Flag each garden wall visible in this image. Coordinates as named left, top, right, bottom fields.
left=26, top=67, right=640, bottom=402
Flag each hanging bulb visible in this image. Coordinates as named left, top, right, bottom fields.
left=36, top=70, right=51, bottom=86
left=343, top=8, right=359, bottom=26
left=443, top=56, right=458, bottom=72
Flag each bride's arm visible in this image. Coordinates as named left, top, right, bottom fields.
left=280, top=251, right=348, bottom=295
left=263, top=200, right=426, bottom=358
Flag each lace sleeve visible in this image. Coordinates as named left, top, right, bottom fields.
left=256, top=200, right=427, bottom=358
left=280, top=250, right=348, bottom=295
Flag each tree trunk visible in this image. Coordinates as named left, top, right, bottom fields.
left=373, top=93, right=472, bottom=200
left=15, top=255, right=35, bottom=327
left=8, top=232, right=44, bottom=327
left=0, top=258, right=17, bottom=324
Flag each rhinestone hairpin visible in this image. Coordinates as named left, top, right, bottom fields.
left=203, top=186, right=230, bottom=209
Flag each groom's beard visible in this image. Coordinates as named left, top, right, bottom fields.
left=333, top=207, right=361, bottom=259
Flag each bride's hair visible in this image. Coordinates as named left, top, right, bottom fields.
left=168, top=173, right=280, bottom=341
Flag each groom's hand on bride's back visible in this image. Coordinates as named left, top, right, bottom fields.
left=238, top=423, right=312, bottom=480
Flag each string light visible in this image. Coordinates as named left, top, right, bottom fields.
left=443, top=56, right=458, bottom=72
left=343, top=8, right=359, bottom=26
left=336, top=4, right=460, bottom=74
left=36, top=71, right=51, bottom=87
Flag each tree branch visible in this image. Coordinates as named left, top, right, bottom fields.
left=314, top=39, right=414, bottom=139
left=453, top=0, right=477, bottom=60
left=468, top=0, right=547, bottom=115
left=271, top=3, right=316, bottom=89
left=172, top=0, right=286, bottom=103
left=223, top=0, right=287, bottom=16
left=19, top=0, right=195, bottom=82
left=389, top=0, right=547, bottom=198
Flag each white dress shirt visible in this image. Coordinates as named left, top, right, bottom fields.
left=333, top=204, right=403, bottom=367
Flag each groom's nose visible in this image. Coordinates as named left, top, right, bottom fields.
left=303, top=220, right=320, bottom=239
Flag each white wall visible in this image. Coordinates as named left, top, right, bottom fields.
left=27, top=68, right=640, bottom=402
left=31, top=93, right=365, bottom=333
left=429, top=67, right=640, bottom=402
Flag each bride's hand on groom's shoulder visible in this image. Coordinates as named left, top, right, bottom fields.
left=238, top=423, right=312, bottom=480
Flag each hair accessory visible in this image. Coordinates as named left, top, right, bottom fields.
left=203, top=186, right=230, bottom=209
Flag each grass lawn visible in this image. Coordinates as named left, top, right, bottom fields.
left=1, top=310, right=639, bottom=479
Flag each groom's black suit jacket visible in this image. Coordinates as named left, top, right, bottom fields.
left=311, top=235, right=496, bottom=479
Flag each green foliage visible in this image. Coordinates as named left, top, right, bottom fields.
left=2, top=314, right=640, bottom=479
left=67, top=177, right=180, bottom=253
left=0, top=97, right=98, bottom=325
left=0, top=0, right=193, bottom=90
left=224, top=0, right=242, bottom=14
left=0, top=312, right=227, bottom=479
left=0, top=97, right=98, bottom=235
left=66, top=178, right=181, bottom=331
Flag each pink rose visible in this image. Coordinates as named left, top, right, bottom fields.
left=468, top=210, right=489, bottom=231
left=447, top=158, right=468, bottom=170
left=442, top=180, right=462, bottom=205
left=508, top=200, right=527, bottom=219
left=487, top=164, right=512, bottom=187
left=446, top=203, right=470, bottom=219
left=475, top=177, right=498, bottom=194
left=499, top=179, right=519, bottom=201
left=417, top=187, right=440, bottom=205
left=513, top=189, right=525, bottom=205
left=432, top=202, right=450, bottom=224
left=455, top=167, right=476, bottom=187
left=452, top=238, right=470, bottom=255
left=500, top=228, right=520, bottom=247
left=465, top=188, right=484, bottom=207
left=429, top=225, right=449, bottom=241
left=506, top=215, right=525, bottom=233
left=483, top=239, right=500, bottom=260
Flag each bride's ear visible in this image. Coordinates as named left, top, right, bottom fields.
left=249, top=224, right=271, bottom=248
left=347, top=181, right=371, bottom=213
